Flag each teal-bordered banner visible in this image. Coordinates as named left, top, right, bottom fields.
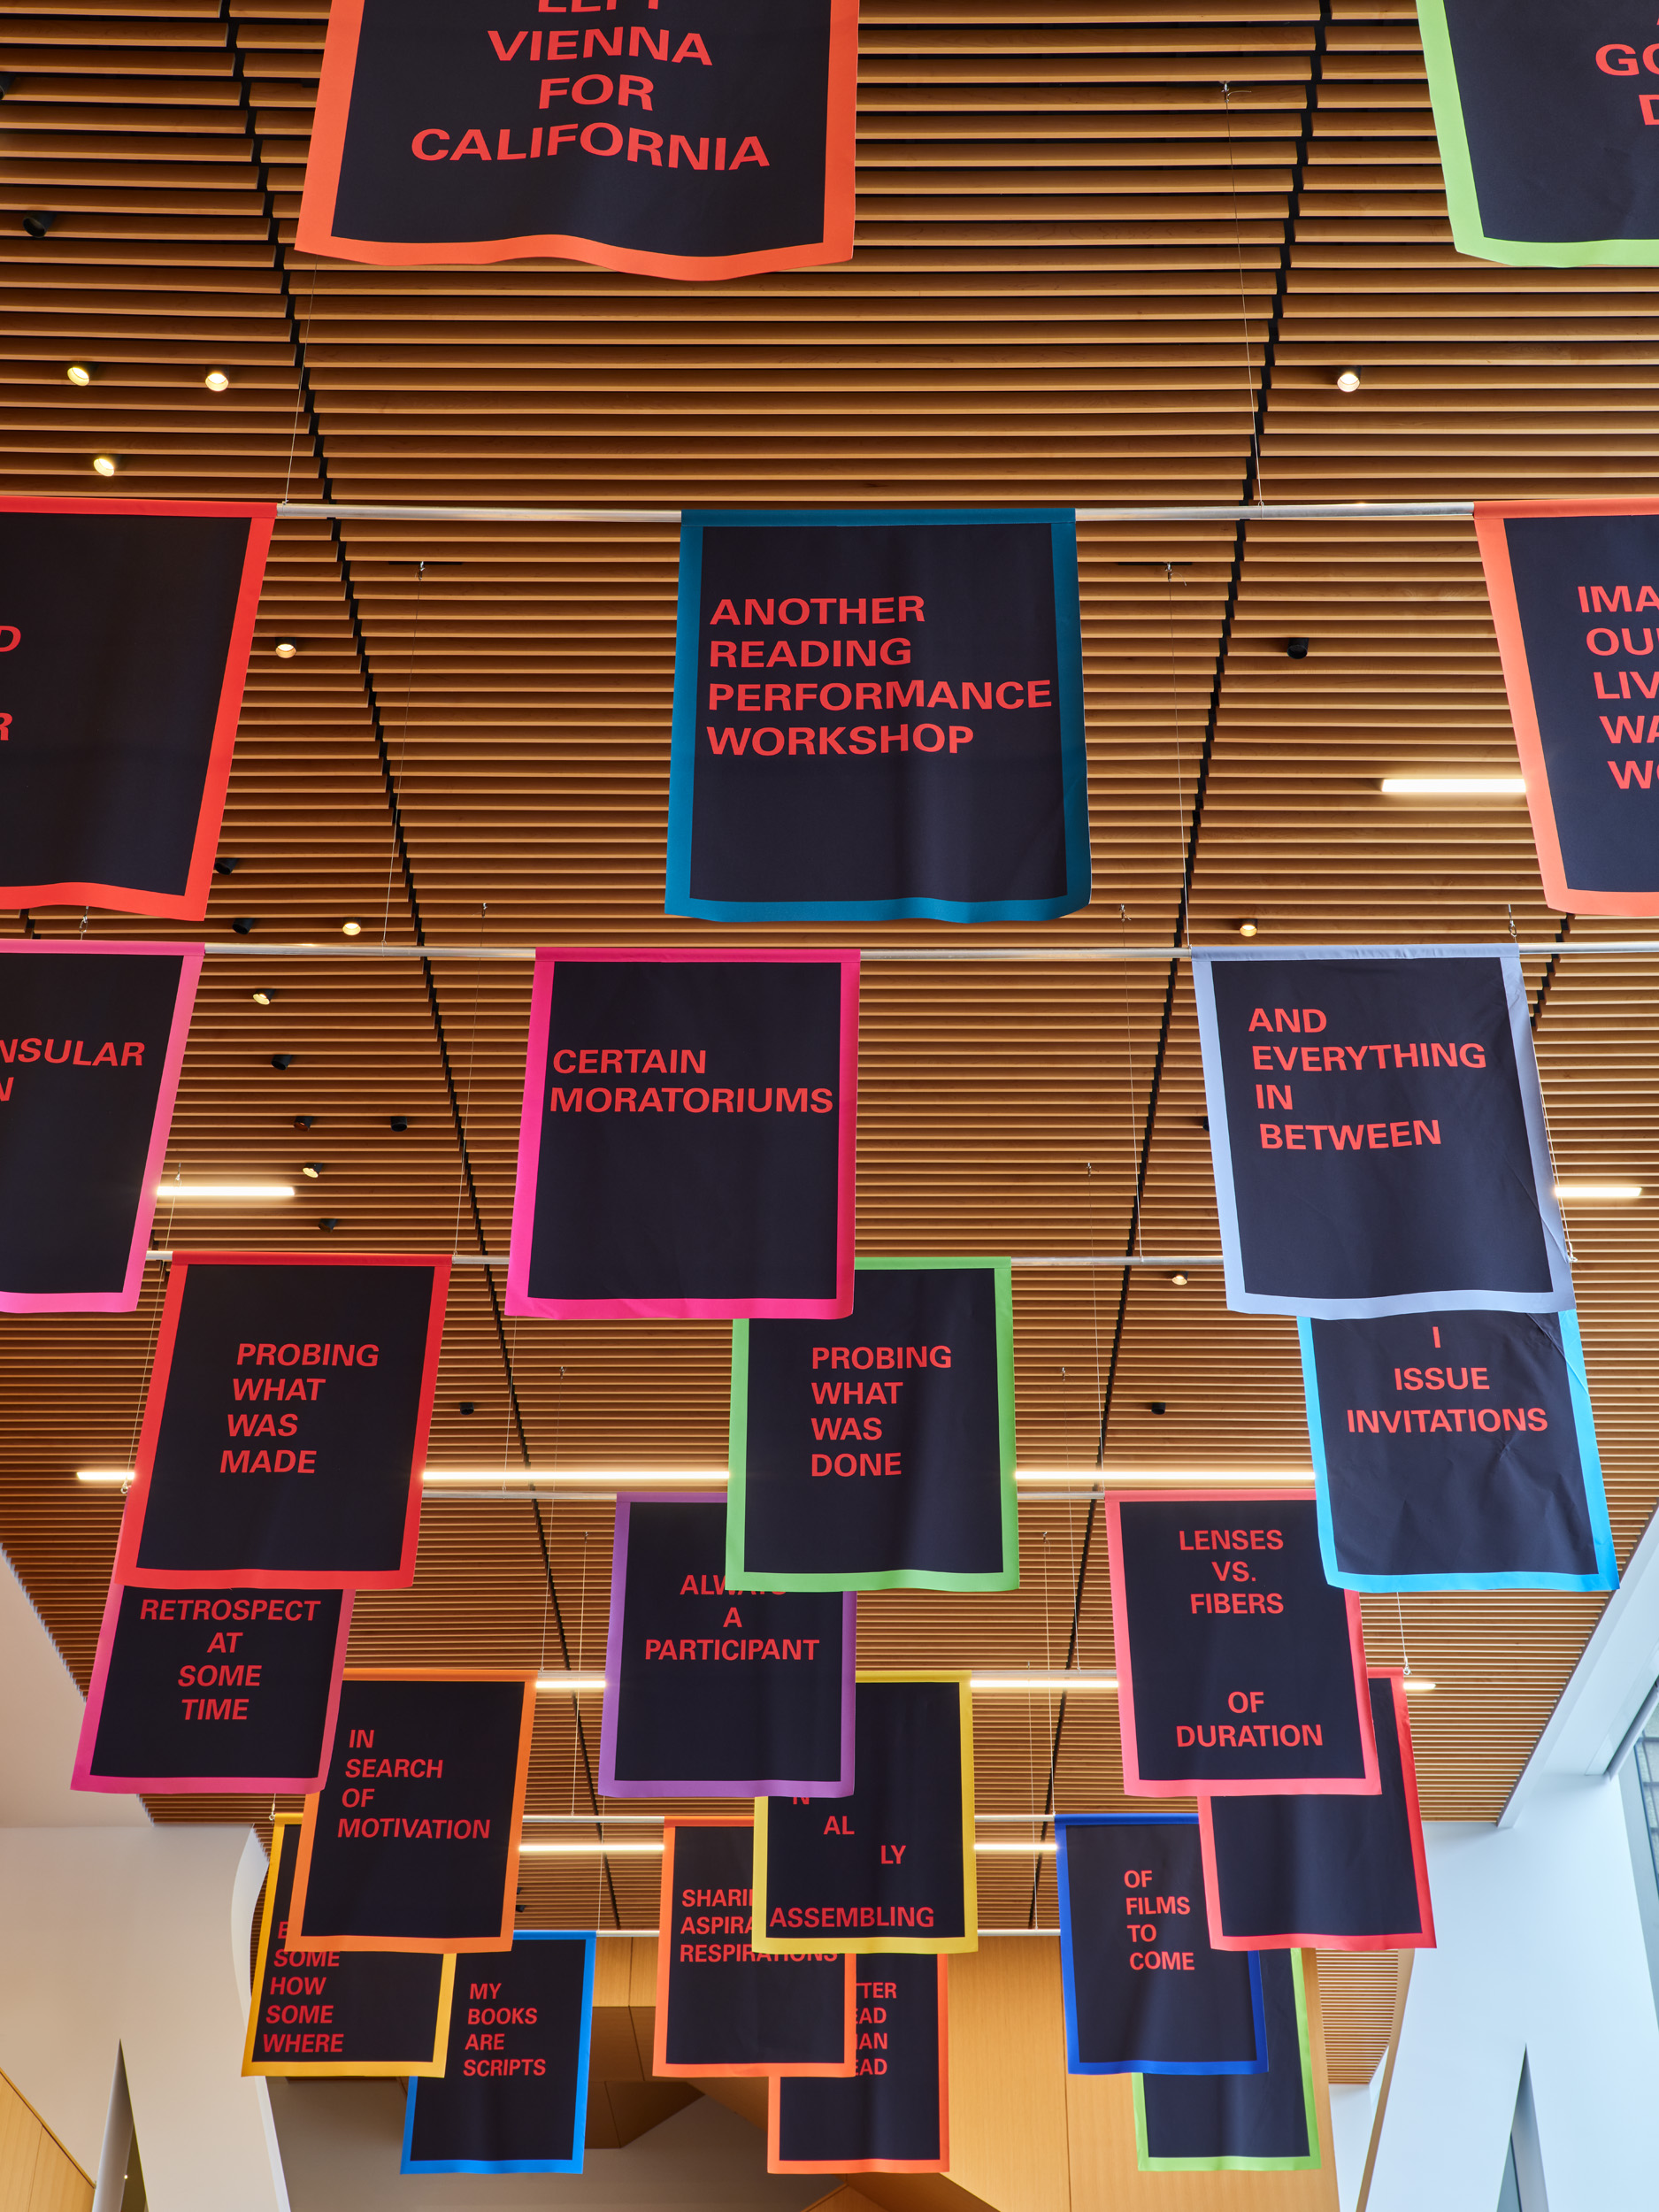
left=1300, top=1308, right=1617, bottom=1593
left=666, top=508, right=1089, bottom=924
left=726, top=1256, right=1018, bottom=1594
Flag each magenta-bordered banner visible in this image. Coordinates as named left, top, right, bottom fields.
left=507, top=948, right=858, bottom=1319
left=599, top=1494, right=854, bottom=1798
left=73, top=1553, right=353, bottom=1795
left=0, top=940, right=201, bottom=1313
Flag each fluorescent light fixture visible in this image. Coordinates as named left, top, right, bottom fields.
left=76, top=1470, right=134, bottom=1484
left=424, top=1469, right=726, bottom=1488
left=974, top=1839, right=1058, bottom=1855
left=519, top=1839, right=664, bottom=1856
left=1554, top=1181, right=1642, bottom=1202
left=1380, top=776, right=1526, bottom=797
left=1402, top=1678, right=1437, bottom=1694
left=1015, top=1468, right=1314, bottom=1487
left=970, top=1671, right=1116, bottom=1693
left=535, top=1674, right=607, bottom=1694
left=153, top=1181, right=296, bottom=1200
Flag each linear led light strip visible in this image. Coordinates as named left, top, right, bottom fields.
left=526, top=1670, right=1117, bottom=1696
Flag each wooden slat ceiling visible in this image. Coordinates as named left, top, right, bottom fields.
left=3, top=0, right=1656, bottom=2089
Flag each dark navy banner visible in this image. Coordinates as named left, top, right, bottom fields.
left=403, top=1934, right=595, bottom=2175
left=1056, top=1816, right=1265, bottom=2077
left=74, top=1571, right=350, bottom=1794
left=1134, top=1950, right=1320, bottom=2174
left=243, top=1816, right=456, bottom=2077
left=726, top=1257, right=1018, bottom=1593
left=290, top=1671, right=534, bottom=1953
left=1194, top=946, right=1573, bottom=1317
left=117, top=1254, right=449, bottom=1590
left=0, top=942, right=200, bottom=1314
left=1302, top=1308, right=1616, bottom=1593
left=1105, top=1493, right=1378, bottom=1797
left=1476, top=501, right=1659, bottom=914
left=1200, top=1674, right=1435, bottom=1954
left=507, top=948, right=857, bottom=1320
left=0, top=499, right=273, bottom=918
left=753, top=1674, right=976, bottom=1954
left=300, top=0, right=857, bottom=282
left=767, top=1955, right=948, bottom=2174
left=666, top=510, right=1089, bottom=923
left=653, top=1820, right=855, bottom=2077
left=1419, top=2, right=1659, bottom=266
left=598, top=1494, right=853, bottom=1797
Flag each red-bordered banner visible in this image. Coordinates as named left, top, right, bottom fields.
left=0, top=497, right=273, bottom=918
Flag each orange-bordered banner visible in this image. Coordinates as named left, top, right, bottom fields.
left=289, top=1671, right=535, bottom=1954
left=297, top=0, right=858, bottom=281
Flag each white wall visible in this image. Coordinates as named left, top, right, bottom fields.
left=269, top=2078, right=822, bottom=2212
left=0, top=1544, right=288, bottom=2211
left=1368, top=1788, right=1659, bottom=2212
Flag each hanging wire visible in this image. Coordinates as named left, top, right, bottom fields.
left=1220, top=82, right=1267, bottom=505
left=1120, top=903, right=1143, bottom=1255
left=380, top=560, right=426, bottom=945
left=451, top=902, right=488, bottom=1257
left=1165, top=565, right=1191, bottom=947
left=1394, top=1590, right=1412, bottom=1680
left=282, top=259, right=320, bottom=506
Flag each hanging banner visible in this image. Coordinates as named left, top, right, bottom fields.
left=507, top=948, right=857, bottom=1321
left=1133, top=1949, right=1320, bottom=2173
left=0, top=941, right=201, bottom=1314
left=752, top=1673, right=976, bottom=1955
left=767, top=1954, right=948, bottom=2174
left=402, top=1934, right=595, bottom=2175
left=1200, top=1673, right=1436, bottom=1954
left=73, top=1567, right=351, bottom=1794
left=1056, top=1816, right=1266, bottom=2078
left=726, top=1257, right=1018, bottom=1594
left=1417, top=3, right=1659, bottom=268
left=1193, top=945, right=1573, bottom=1317
left=243, top=1816, right=456, bottom=2076
left=113, top=1253, right=449, bottom=1590
left=0, top=498, right=273, bottom=918
left=1475, top=498, right=1659, bottom=912
left=665, top=511, right=1089, bottom=925
left=1301, top=1308, right=1617, bottom=1593
left=653, top=1820, right=856, bottom=2077
left=289, top=1671, right=535, bottom=1953
left=298, top=0, right=857, bottom=282
left=1105, top=1493, right=1379, bottom=1798
left=599, top=1495, right=853, bottom=1798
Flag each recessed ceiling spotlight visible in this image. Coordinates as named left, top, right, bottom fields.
left=1148, top=1401, right=1168, bottom=1416
left=65, top=363, right=92, bottom=387
left=1169, top=1271, right=1189, bottom=1286
left=231, top=916, right=257, bottom=935
left=1238, top=919, right=1258, bottom=938
left=214, top=856, right=240, bottom=876
left=318, top=1217, right=340, bottom=1232
left=23, top=212, right=55, bottom=240
left=301, top=1162, right=324, bottom=1180
left=1381, top=776, right=1526, bottom=797
left=1285, top=637, right=1310, bottom=660
left=270, top=1054, right=296, bottom=1071
left=204, top=370, right=230, bottom=392
left=273, top=638, right=300, bottom=659
left=1554, top=1180, right=1642, bottom=1202
left=1336, top=367, right=1363, bottom=394
left=251, top=988, right=277, bottom=1007
left=293, top=1116, right=316, bottom=1131
left=458, top=1402, right=477, bottom=1416
left=342, top=919, right=362, bottom=936
left=389, top=1115, right=410, bottom=1132
left=92, top=455, right=118, bottom=478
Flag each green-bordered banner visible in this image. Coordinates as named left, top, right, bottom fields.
left=1132, top=1949, right=1320, bottom=2172
left=726, top=1257, right=1017, bottom=1594
left=1419, top=1, right=1659, bottom=266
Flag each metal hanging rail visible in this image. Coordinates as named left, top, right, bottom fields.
left=146, top=1249, right=1227, bottom=1269
left=274, top=498, right=1479, bottom=527
left=192, top=938, right=1659, bottom=963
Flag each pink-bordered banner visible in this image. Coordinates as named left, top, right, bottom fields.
left=0, top=939, right=202, bottom=1314
left=507, top=947, right=858, bottom=1319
